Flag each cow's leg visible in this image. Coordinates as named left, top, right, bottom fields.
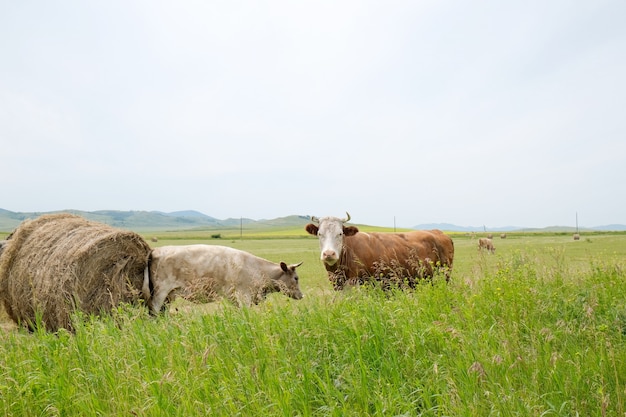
left=142, top=265, right=152, bottom=302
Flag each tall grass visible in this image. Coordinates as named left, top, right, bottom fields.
left=2, top=234, right=626, bottom=415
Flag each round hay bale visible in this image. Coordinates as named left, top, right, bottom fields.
left=0, top=213, right=151, bottom=332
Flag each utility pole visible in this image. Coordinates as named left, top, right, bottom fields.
left=574, top=212, right=581, bottom=240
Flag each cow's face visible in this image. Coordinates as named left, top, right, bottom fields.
left=305, top=215, right=359, bottom=266
left=277, top=261, right=304, bottom=299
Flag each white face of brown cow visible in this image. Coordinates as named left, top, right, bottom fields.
left=305, top=215, right=359, bottom=266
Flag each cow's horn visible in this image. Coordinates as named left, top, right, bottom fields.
left=310, top=215, right=319, bottom=223
left=342, top=212, right=351, bottom=223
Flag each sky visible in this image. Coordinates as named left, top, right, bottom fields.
left=1, top=1, right=625, bottom=229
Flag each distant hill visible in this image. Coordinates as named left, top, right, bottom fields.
left=0, top=209, right=311, bottom=232
left=412, top=223, right=626, bottom=233
left=158, top=210, right=217, bottom=219
left=413, top=223, right=521, bottom=232
left=0, top=209, right=624, bottom=233
left=593, top=224, right=626, bottom=232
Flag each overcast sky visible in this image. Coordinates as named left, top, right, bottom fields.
left=1, top=1, right=625, bottom=228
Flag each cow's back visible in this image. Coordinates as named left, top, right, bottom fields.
left=151, top=245, right=240, bottom=286
left=343, top=230, right=451, bottom=278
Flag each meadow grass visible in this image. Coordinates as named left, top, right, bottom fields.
left=1, top=232, right=626, bottom=415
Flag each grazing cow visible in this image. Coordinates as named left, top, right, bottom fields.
left=305, top=213, right=454, bottom=290
left=478, top=238, right=496, bottom=253
left=143, top=245, right=303, bottom=314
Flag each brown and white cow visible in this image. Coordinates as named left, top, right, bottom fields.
left=478, top=238, right=495, bottom=253
left=305, top=213, right=454, bottom=290
left=143, top=245, right=303, bottom=314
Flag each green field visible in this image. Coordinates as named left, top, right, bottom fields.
left=1, top=230, right=626, bottom=415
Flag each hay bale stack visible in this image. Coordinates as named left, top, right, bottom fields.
left=0, top=213, right=151, bottom=331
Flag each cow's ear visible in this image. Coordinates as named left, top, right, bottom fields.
left=305, top=224, right=319, bottom=236
left=344, top=226, right=359, bottom=236
left=280, top=261, right=289, bottom=272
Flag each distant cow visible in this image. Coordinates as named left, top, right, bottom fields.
left=305, top=213, right=454, bottom=290
left=143, top=245, right=303, bottom=314
left=478, top=238, right=495, bottom=253
left=0, top=240, right=7, bottom=257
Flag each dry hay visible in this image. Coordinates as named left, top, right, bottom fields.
left=0, top=213, right=151, bottom=332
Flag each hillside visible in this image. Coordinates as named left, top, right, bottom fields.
left=0, top=209, right=311, bottom=232
left=1, top=209, right=624, bottom=233
left=413, top=222, right=626, bottom=233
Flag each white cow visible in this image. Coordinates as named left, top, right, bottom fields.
left=143, top=245, right=303, bottom=314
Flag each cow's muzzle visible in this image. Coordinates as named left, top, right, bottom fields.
left=322, top=250, right=339, bottom=265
